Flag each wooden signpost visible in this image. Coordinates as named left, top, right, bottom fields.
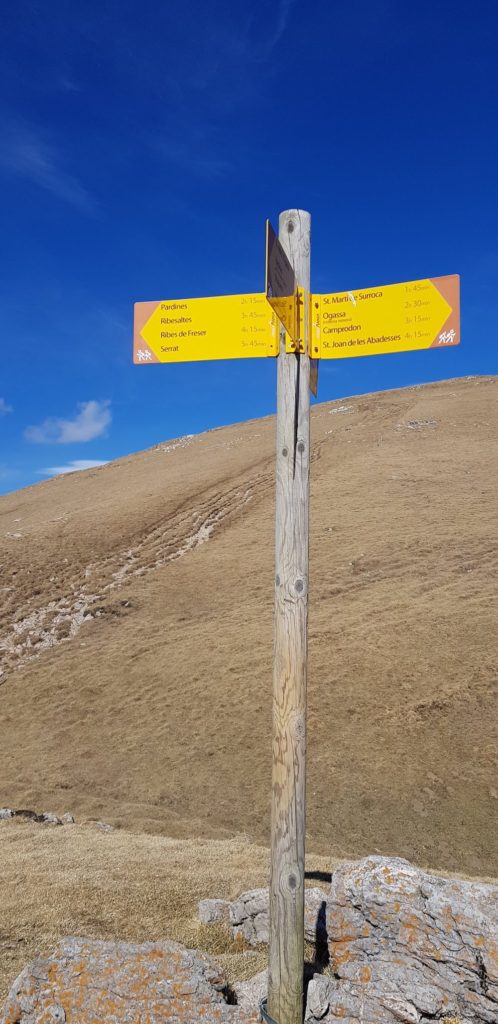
left=133, top=212, right=460, bottom=1024
left=266, top=210, right=311, bottom=1024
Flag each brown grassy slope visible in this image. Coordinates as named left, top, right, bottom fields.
left=0, top=376, right=497, bottom=876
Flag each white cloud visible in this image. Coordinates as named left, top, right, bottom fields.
left=25, top=400, right=111, bottom=444
left=0, top=119, right=93, bottom=212
left=40, top=460, right=108, bottom=477
left=0, top=398, right=13, bottom=415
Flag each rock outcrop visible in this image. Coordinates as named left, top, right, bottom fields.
left=306, top=856, right=498, bottom=1023
left=200, top=857, right=498, bottom=1023
left=199, top=887, right=328, bottom=946
left=0, top=808, right=75, bottom=825
left=0, top=937, right=259, bottom=1024
left=2, top=858, right=497, bottom=1023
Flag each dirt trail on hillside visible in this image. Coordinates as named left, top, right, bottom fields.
left=0, top=376, right=497, bottom=878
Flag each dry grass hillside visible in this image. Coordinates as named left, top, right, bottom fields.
left=1, top=375, right=497, bottom=880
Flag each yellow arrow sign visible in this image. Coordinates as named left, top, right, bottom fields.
left=134, top=293, right=279, bottom=364
left=311, top=275, right=459, bottom=359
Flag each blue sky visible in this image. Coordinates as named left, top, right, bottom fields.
left=1, top=0, right=497, bottom=495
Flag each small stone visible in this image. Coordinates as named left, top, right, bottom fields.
left=0, top=808, right=14, bottom=819
left=61, top=813, right=75, bottom=824
left=198, top=899, right=231, bottom=925
left=234, top=969, right=267, bottom=1013
left=40, top=812, right=63, bottom=825
left=306, top=976, right=330, bottom=1020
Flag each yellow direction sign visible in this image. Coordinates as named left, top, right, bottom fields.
left=134, top=293, right=278, bottom=364
left=266, top=220, right=297, bottom=341
left=311, top=275, right=460, bottom=359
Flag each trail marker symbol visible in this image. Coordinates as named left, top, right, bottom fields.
left=133, top=214, right=460, bottom=1024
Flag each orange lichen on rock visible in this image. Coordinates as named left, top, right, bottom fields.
left=331, top=940, right=352, bottom=967
left=0, top=938, right=260, bottom=1024
left=318, top=855, right=498, bottom=1024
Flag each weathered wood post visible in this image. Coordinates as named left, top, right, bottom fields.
left=267, top=209, right=311, bottom=1024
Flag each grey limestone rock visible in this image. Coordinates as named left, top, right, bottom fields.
left=306, top=976, right=330, bottom=1020
left=40, top=812, right=63, bottom=825
left=211, top=886, right=328, bottom=947
left=0, top=936, right=260, bottom=1023
left=198, top=899, right=231, bottom=925
left=229, top=888, right=270, bottom=944
left=0, top=808, right=63, bottom=824
left=233, top=969, right=267, bottom=1013
left=305, top=855, right=498, bottom=1024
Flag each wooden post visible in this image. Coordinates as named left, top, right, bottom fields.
left=267, top=210, right=311, bottom=1024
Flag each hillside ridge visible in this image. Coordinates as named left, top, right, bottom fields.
left=1, top=375, right=496, bottom=877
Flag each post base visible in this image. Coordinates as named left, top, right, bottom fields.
left=259, top=997, right=279, bottom=1024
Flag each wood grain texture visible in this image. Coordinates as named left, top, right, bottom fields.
left=268, top=210, right=311, bottom=1024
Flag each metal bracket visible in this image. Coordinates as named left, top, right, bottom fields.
left=285, top=287, right=306, bottom=353
left=260, top=997, right=279, bottom=1024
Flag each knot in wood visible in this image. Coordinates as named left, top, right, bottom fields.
left=290, top=709, right=305, bottom=743
left=281, top=866, right=303, bottom=895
